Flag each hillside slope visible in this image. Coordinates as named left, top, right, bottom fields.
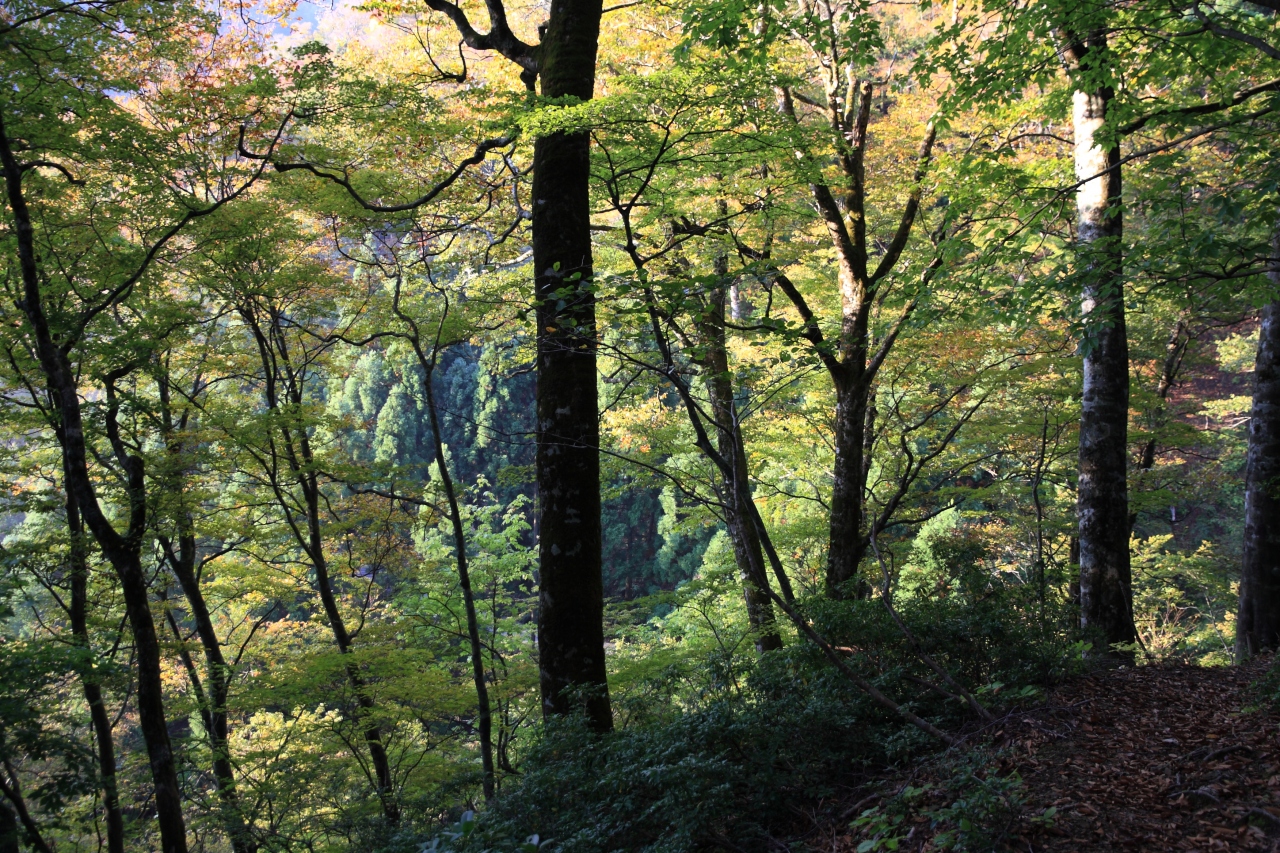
left=835, top=657, right=1280, bottom=852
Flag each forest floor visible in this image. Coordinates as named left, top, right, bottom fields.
left=829, top=655, right=1280, bottom=852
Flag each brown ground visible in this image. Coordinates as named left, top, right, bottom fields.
left=831, top=657, right=1280, bottom=852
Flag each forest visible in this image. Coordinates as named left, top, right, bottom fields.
left=1, top=0, right=1279, bottom=849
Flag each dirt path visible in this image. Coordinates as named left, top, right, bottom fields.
left=1004, top=658, right=1280, bottom=851
left=828, top=657, right=1280, bottom=852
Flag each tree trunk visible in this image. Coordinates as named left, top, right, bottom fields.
left=65, top=488, right=126, bottom=853
left=303, top=467, right=400, bottom=822
left=700, top=271, right=782, bottom=652
left=1073, top=76, right=1137, bottom=654
left=240, top=305, right=399, bottom=822
left=1237, top=221, right=1280, bottom=659
left=164, top=532, right=256, bottom=852
left=531, top=0, right=612, bottom=732
left=398, top=300, right=497, bottom=799
left=2, top=111, right=190, bottom=853
left=827, top=368, right=871, bottom=598
left=0, top=801, right=17, bottom=853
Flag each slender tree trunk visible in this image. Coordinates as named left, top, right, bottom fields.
left=700, top=268, right=782, bottom=652
left=303, top=467, right=399, bottom=822
left=1129, top=321, right=1186, bottom=534
left=99, top=541, right=188, bottom=851
left=163, top=532, right=256, bottom=853
left=398, top=296, right=497, bottom=799
left=241, top=307, right=399, bottom=822
left=1237, top=221, right=1280, bottom=659
left=65, top=487, right=126, bottom=853
left=427, top=385, right=497, bottom=800
left=1, top=111, right=190, bottom=853
left=531, top=0, right=612, bottom=732
left=1073, top=75, right=1137, bottom=653
left=0, top=770, right=52, bottom=853
left=155, top=375, right=255, bottom=850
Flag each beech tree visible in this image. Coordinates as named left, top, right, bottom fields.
left=311, top=0, right=615, bottom=730
left=2, top=0, right=1277, bottom=846
left=1062, top=24, right=1138, bottom=654
left=1213, top=4, right=1280, bottom=660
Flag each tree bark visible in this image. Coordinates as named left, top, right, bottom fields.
left=1072, top=72, right=1137, bottom=653
left=827, top=369, right=871, bottom=597
left=530, top=0, right=612, bottom=732
left=1237, top=220, right=1280, bottom=659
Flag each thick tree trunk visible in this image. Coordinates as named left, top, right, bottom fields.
left=827, top=371, right=871, bottom=598
left=1, top=112, right=190, bottom=853
left=701, top=274, right=782, bottom=652
left=1073, top=79, right=1137, bottom=653
left=1237, top=222, right=1280, bottom=659
left=531, top=0, right=612, bottom=732
left=0, top=801, right=17, bottom=853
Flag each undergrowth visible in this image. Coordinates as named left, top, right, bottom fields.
left=849, top=749, right=1057, bottom=852
left=397, top=578, right=1081, bottom=853
left=1249, top=653, right=1280, bottom=712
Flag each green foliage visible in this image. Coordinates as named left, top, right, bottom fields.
left=441, top=692, right=876, bottom=852
left=852, top=752, right=1033, bottom=852
left=1130, top=536, right=1237, bottom=664
left=0, top=0, right=1272, bottom=848
left=0, top=640, right=100, bottom=813
left=403, top=561, right=1080, bottom=853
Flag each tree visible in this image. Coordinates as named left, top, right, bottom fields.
left=1061, top=25, right=1138, bottom=654
left=677, top=0, right=962, bottom=598
left=938, top=0, right=1277, bottom=653
left=1239, top=217, right=1280, bottom=657
left=268, top=0, right=614, bottom=729
left=407, top=0, right=614, bottom=730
